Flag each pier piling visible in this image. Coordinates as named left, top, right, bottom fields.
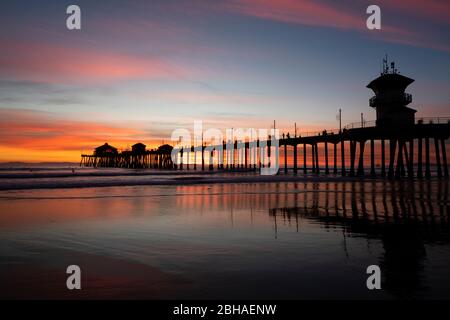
left=435, top=137, right=442, bottom=178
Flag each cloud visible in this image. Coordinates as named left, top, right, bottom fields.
left=0, top=80, right=88, bottom=107
left=136, top=90, right=274, bottom=106
left=221, top=0, right=364, bottom=30
left=0, top=41, right=189, bottom=84
left=219, top=0, right=450, bottom=52
left=387, top=0, right=450, bottom=25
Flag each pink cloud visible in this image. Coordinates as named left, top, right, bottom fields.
left=222, top=0, right=364, bottom=30
left=386, top=0, right=450, bottom=25
left=0, top=41, right=189, bottom=84
left=220, top=0, right=450, bottom=52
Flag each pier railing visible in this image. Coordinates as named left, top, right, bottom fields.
left=289, top=128, right=341, bottom=138
left=416, top=117, right=450, bottom=125
left=285, top=117, right=450, bottom=138
left=342, top=117, right=450, bottom=130
left=344, top=120, right=376, bottom=130
left=369, top=93, right=412, bottom=108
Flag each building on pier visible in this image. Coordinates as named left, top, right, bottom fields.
left=132, top=142, right=146, bottom=154
left=367, top=58, right=416, bottom=127
left=94, top=143, right=118, bottom=156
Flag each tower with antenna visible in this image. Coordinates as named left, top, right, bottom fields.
left=367, top=56, right=416, bottom=127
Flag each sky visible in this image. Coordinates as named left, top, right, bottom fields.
left=0, top=0, right=449, bottom=162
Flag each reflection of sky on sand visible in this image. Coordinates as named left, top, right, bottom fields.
left=0, top=180, right=449, bottom=299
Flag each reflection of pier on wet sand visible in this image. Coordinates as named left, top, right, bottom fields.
left=172, top=179, right=449, bottom=298
left=270, top=180, right=449, bottom=225
left=269, top=180, right=450, bottom=298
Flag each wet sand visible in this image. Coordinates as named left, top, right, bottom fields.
left=1, top=180, right=450, bottom=299
left=1, top=248, right=190, bottom=299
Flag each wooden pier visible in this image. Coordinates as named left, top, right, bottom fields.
left=276, top=120, right=450, bottom=179
left=80, top=143, right=174, bottom=169
left=175, top=118, right=450, bottom=179
left=80, top=60, right=450, bottom=179
left=80, top=119, right=450, bottom=179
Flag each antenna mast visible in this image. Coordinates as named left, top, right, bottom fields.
left=382, top=54, right=388, bottom=75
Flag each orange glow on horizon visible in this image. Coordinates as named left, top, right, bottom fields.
left=0, top=109, right=166, bottom=162
left=0, top=109, right=333, bottom=163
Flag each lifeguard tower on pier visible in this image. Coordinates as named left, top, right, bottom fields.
left=367, top=57, right=416, bottom=127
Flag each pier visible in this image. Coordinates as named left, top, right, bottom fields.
left=80, top=118, right=450, bottom=179
left=80, top=60, right=450, bottom=179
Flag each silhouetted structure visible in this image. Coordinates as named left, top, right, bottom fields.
left=81, top=59, right=449, bottom=178
left=80, top=142, right=173, bottom=169
left=132, top=142, right=146, bottom=154
left=367, top=57, right=416, bottom=127
left=94, top=143, right=118, bottom=156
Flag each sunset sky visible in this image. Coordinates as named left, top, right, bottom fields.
left=0, top=0, right=449, bottom=162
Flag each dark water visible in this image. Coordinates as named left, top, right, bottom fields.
left=0, top=179, right=449, bottom=299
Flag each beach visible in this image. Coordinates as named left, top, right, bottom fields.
left=1, top=166, right=449, bottom=299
